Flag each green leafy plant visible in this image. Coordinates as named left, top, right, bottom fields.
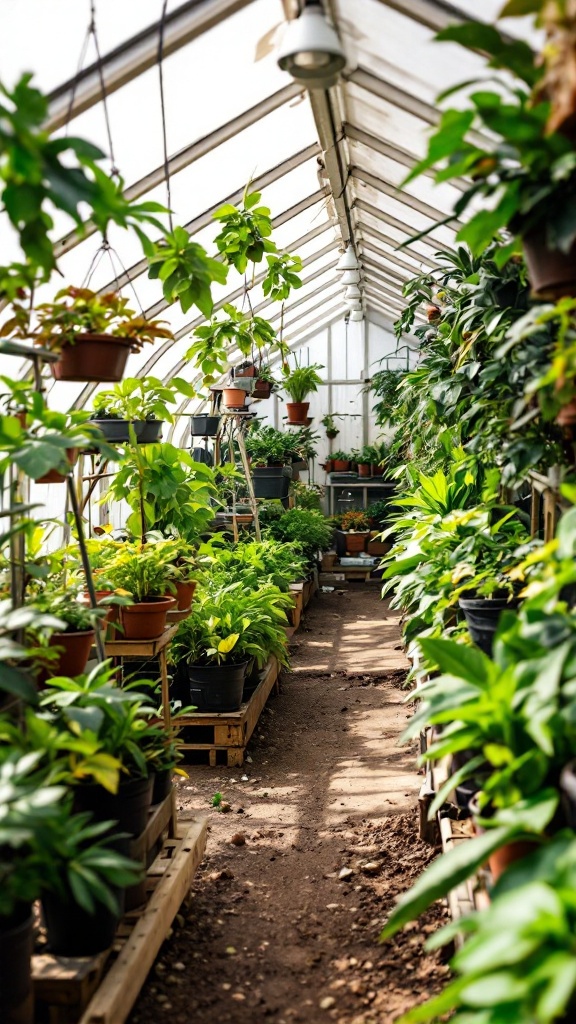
left=213, top=189, right=276, bottom=274
left=245, top=424, right=294, bottom=466
left=330, top=450, right=350, bottom=462
left=2, top=287, right=174, bottom=354
left=105, top=442, right=218, bottom=541
left=262, top=253, right=303, bottom=301
left=91, top=376, right=196, bottom=424
left=321, top=413, right=340, bottom=439
left=281, top=363, right=324, bottom=403
left=264, top=507, right=333, bottom=558
left=147, top=224, right=227, bottom=317
left=104, top=543, right=177, bottom=601
left=186, top=305, right=279, bottom=387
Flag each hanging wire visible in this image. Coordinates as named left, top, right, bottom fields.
left=158, top=0, right=174, bottom=232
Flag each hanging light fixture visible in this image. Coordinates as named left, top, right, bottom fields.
left=340, top=269, right=360, bottom=285
left=337, top=245, right=358, bottom=271
left=345, top=285, right=361, bottom=300
left=277, top=0, right=346, bottom=90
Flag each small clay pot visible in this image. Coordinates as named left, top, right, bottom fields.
left=371, top=464, right=384, bottom=476
left=36, top=448, right=79, bottom=484
left=39, top=629, right=94, bottom=685
left=357, top=464, right=371, bottom=478
left=120, top=597, right=176, bottom=640
left=286, top=401, right=309, bottom=425
left=345, top=532, right=369, bottom=554
left=170, top=580, right=197, bottom=612
left=523, top=230, right=576, bottom=300
left=333, top=459, right=350, bottom=472
left=222, top=388, right=247, bottom=409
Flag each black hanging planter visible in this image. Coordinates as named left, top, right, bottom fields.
left=0, top=908, right=34, bottom=1024
left=251, top=466, right=292, bottom=499
left=186, top=661, right=248, bottom=712
left=458, top=595, right=519, bottom=655
left=190, top=414, right=221, bottom=437
left=91, top=419, right=164, bottom=444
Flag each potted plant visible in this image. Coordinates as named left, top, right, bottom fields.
left=0, top=396, right=119, bottom=485
left=190, top=409, right=221, bottom=436
left=104, top=544, right=177, bottom=639
left=352, top=447, right=373, bottom=478
left=27, top=583, right=107, bottom=681
left=1, top=287, right=174, bottom=382
left=331, top=450, right=351, bottom=472
left=403, top=18, right=576, bottom=297
left=265, top=507, right=333, bottom=563
left=252, top=365, right=279, bottom=401
left=90, top=376, right=195, bottom=444
left=245, top=425, right=293, bottom=498
left=321, top=413, right=340, bottom=440
left=186, top=305, right=278, bottom=390
left=281, top=362, right=324, bottom=425
left=286, top=426, right=320, bottom=470
left=339, top=510, right=371, bottom=554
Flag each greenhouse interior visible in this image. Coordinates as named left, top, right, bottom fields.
left=4, top=0, right=576, bottom=1022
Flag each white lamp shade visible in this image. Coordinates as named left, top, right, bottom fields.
left=277, top=2, right=346, bottom=89
left=345, top=285, right=361, bottom=300
left=350, top=310, right=364, bottom=322
left=336, top=245, right=358, bottom=271
left=340, top=269, right=360, bottom=285
left=344, top=298, right=362, bottom=311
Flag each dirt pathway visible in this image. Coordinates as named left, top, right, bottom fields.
left=129, top=587, right=447, bottom=1024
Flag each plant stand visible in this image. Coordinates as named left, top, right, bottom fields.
left=32, top=809, right=207, bottom=1024
left=104, top=624, right=179, bottom=731
left=220, top=412, right=262, bottom=542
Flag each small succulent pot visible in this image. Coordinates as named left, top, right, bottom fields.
left=222, top=388, right=248, bottom=409
left=50, top=333, right=133, bottom=383
left=286, top=401, right=309, bottom=425
left=36, top=448, right=79, bottom=484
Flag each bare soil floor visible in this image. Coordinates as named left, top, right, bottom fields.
left=129, top=586, right=447, bottom=1024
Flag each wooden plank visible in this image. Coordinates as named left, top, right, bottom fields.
left=103, top=625, right=178, bottom=658
left=79, top=817, right=207, bottom=1024
left=129, top=790, right=175, bottom=864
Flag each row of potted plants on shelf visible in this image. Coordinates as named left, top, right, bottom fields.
left=323, top=442, right=389, bottom=476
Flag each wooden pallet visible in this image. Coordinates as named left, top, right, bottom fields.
left=177, top=655, right=280, bottom=766
left=440, top=815, right=489, bottom=947
left=33, top=815, right=207, bottom=1024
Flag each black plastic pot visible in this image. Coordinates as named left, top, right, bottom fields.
left=242, top=658, right=264, bottom=702
left=0, top=907, right=33, bottom=1024
left=186, top=661, right=248, bottom=712
left=73, top=774, right=153, bottom=839
left=190, top=414, right=221, bottom=436
left=91, top=418, right=164, bottom=444
left=251, top=466, right=291, bottom=499
left=152, top=769, right=173, bottom=805
left=458, top=595, right=519, bottom=655
left=42, top=888, right=123, bottom=956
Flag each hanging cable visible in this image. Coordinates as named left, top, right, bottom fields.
left=158, top=0, right=174, bottom=232
left=89, top=0, right=119, bottom=176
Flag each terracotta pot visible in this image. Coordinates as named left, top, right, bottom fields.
left=120, top=597, right=176, bottom=640
left=358, top=464, right=371, bottom=478
left=425, top=303, right=441, bottom=322
left=487, top=839, right=540, bottom=882
left=371, top=464, right=384, bottom=476
left=222, top=388, right=247, bottom=409
left=82, top=589, right=117, bottom=626
left=367, top=537, right=390, bottom=556
left=51, top=333, right=133, bottom=383
left=523, top=230, right=576, bottom=300
left=556, top=398, right=576, bottom=428
left=345, top=532, right=369, bottom=554
left=170, top=580, right=197, bottom=612
left=286, top=401, right=309, bottom=425
left=333, top=459, right=350, bottom=472
left=41, top=629, right=94, bottom=683
left=323, top=459, right=334, bottom=472
left=252, top=379, right=272, bottom=400
left=232, top=364, right=257, bottom=378
left=36, top=448, right=79, bottom=484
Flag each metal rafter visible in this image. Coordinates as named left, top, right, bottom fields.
left=370, top=0, right=472, bottom=32
left=344, top=122, right=467, bottom=193
left=351, top=165, right=460, bottom=225
left=355, top=220, right=438, bottom=269
left=46, top=0, right=256, bottom=131
left=345, top=66, right=439, bottom=127
left=353, top=198, right=452, bottom=253
left=54, top=142, right=322, bottom=262
left=357, top=233, right=430, bottom=277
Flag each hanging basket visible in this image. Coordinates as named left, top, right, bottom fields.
left=50, top=333, right=133, bottom=382
left=190, top=414, right=221, bottom=436
left=36, top=448, right=79, bottom=484
left=90, top=419, right=163, bottom=444
left=522, top=230, right=576, bottom=299
left=252, top=466, right=291, bottom=499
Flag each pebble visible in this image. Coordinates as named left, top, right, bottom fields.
left=232, top=992, right=246, bottom=1002
left=339, top=867, right=354, bottom=880
left=361, top=862, right=380, bottom=875
left=230, top=832, right=246, bottom=846
left=320, top=997, right=336, bottom=1010
left=174, top=962, right=185, bottom=972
